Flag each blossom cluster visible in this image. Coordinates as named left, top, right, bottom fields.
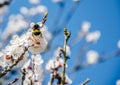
left=1, top=14, right=28, bottom=41
left=0, top=22, right=48, bottom=85
left=0, top=0, right=48, bottom=49
left=78, top=21, right=101, bottom=43
left=20, top=5, right=47, bottom=16
left=0, top=19, right=73, bottom=85
left=76, top=21, right=100, bottom=65
left=46, top=46, right=72, bottom=85
left=21, top=54, right=43, bottom=85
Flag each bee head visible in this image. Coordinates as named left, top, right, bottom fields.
left=32, top=24, right=41, bottom=36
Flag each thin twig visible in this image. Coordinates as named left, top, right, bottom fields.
left=61, top=28, right=71, bottom=85
left=0, top=46, right=29, bottom=78
left=49, top=74, right=54, bottom=85
left=40, top=11, right=48, bottom=28
left=80, top=78, right=90, bottom=85
left=8, top=78, right=19, bottom=85
left=21, top=69, right=26, bottom=85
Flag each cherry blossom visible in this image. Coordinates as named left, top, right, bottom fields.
left=29, top=0, right=40, bottom=4
left=117, top=40, right=120, bottom=48
left=86, top=31, right=101, bottom=43
left=116, top=80, right=120, bottom=85
left=20, top=5, right=47, bottom=16
left=86, top=50, right=99, bottom=64
left=1, top=14, right=28, bottom=41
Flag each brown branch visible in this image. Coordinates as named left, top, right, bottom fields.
left=21, top=69, right=26, bottom=85
left=8, top=78, right=19, bottom=85
left=40, top=11, right=48, bottom=28
left=0, top=46, right=29, bottom=78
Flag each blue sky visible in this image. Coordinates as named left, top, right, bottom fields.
left=1, top=0, right=120, bottom=85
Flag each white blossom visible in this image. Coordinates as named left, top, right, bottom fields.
left=36, top=5, right=47, bottom=14
left=1, top=14, right=28, bottom=41
left=86, top=31, right=101, bottom=43
left=2, top=43, right=29, bottom=67
left=65, top=74, right=72, bottom=84
left=22, top=59, right=31, bottom=69
left=0, top=52, right=7, bottom=67
left=10, top=34, right=25, bottom=46
left=28, top=35, right=48, bottom=54
left=29, top=0, right=40, bottom=4
left=66, top=45, right=71, bottom=56
left=17, top=52, right=29, bottom=67
left=54, top=46, right=71, bottom=57
left=20, top=7, right=29, bottom=15
left=81, top=21, right=91, bottom=33
left=1, top=52, right=12, bottom=66
left=20, top=5, right=47, bottom=16
left=1, top=33, right=29, bottom=67
left=116, top=80, right=120, bottom=85
left=46, top=58, right=64, bottom=70
left=86, top=50, right=99, bottom=64
left=54, top=47, right=62, bottom=57
left=30, top=22, right=36, bottom=28
left=78, top=21, right=91, bottom=38
left=23, top=70, right=33, bottom=84
left=34, top=64, right=44, bottom=85
left=29, top=7, right=38, bottom=16
left=46, top=47, right=69, bottom=71
left=22, top=55, right=44, bottom=85
left=0, top=52, right=3, bottom=57
left=31, top=54, right=44, bottom=65
left=117, top=40, right=120, bottom=48
left=46, top=59, right=57, bottom=70
left=46, top=48, right=63, bottom=70
left=40, top=26, right=52, bottom=41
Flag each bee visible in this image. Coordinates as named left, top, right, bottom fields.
left=32, top=11, right=48, bottom=37
left=32, top=24, right=42, bottom=36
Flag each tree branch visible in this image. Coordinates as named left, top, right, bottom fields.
left=49, top=74, right=54, bottom=85
left=8, top=78, right=19, bottom=85
left=61, top=28, right=71, bottom=85
left=0, top=47, right=29, bottom=78
left=80, top=78, right=90, bottom=85
left=40, top=11, right=48, bottom=28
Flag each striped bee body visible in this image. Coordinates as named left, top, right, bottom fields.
left=32, top=24, right=41, bottom=36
